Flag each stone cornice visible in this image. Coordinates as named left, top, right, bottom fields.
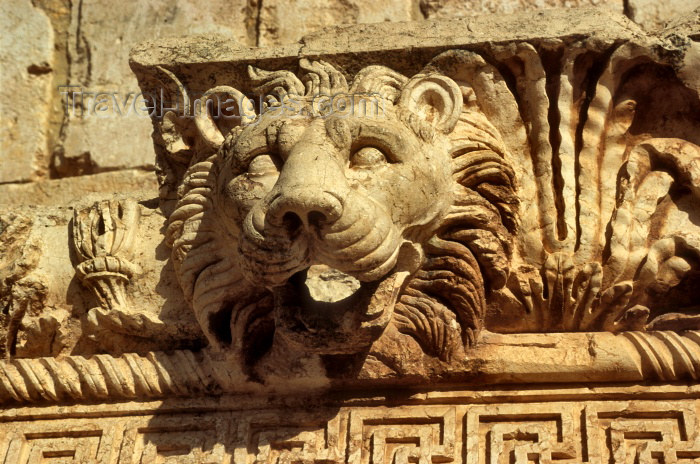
left=129, top=9, right=645, bottom=69
left=2, top=331, right=698, bottom=405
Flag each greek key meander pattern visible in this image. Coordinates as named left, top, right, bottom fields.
left=1, top=398, right=699, bottom=463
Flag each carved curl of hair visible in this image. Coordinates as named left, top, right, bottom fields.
left=393, top=52, right=518, bottom=361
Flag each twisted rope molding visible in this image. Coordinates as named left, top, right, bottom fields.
left=623, top=330, right=700, bottom=381
left=0, top=331, right=698, bottom=404
left=0, top=350, right=221, bottom=404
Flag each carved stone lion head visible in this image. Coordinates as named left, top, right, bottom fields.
left=165, top=52, right=517, bottom=376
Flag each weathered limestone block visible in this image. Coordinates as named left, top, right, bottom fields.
left=0, top=170, right=158, bottom=206
left=628, top=0, right=700, bottom=30
left=421, top=0, right=623, bottom=19
left=54, top=0, right=251, bottom=176
left=0, top=0, right=54, bottom=183
left=257, top=0, right=417, bottom=46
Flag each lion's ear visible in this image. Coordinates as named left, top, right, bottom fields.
left=399, top=74, right=462, bottom=133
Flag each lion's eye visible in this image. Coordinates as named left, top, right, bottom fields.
left=248, top=154, right=279, bottom=177
left=350, top=147, right=388, bottom=168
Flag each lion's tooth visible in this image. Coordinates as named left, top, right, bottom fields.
left=304, top=264, right=361, bottom=303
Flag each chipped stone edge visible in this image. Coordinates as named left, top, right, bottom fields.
left=128, top=8, right=647, bottom=69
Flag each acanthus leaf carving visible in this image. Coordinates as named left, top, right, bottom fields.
left=482, top=40, right=700, bottom=336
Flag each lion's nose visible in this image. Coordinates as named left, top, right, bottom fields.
left=267, top=189, right=343, bottom=230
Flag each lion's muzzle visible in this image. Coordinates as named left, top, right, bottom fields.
left=239, top=140, right=402, bottom=288
left=265, top=186, right=345, bottom=231
left=261, top=136, right=349, bottom=231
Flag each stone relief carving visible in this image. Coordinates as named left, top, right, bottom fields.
left=1, top=330, right=699, bottom=403
left=0, top=8, right=698, bottom=387
left=72, top=199, right=167, bottom=343
left=141, top=33, right=700, bottom=379
left=1, top=389, right=699, bottom=462
left=161, top=55, right=517, bottom=378
left=1, top=9, right=700, bottom=464
left=485, top=42, right=700, bottom=334
left=72, top=199, right=143, bottom=315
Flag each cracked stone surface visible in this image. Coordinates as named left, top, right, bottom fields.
left=54, top=0, right=251, bottom=177
left=3, top=1, right=697, bottom=184
left=0, top=0, right=54, bottom=183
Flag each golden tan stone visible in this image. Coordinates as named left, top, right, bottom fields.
left=1, top=7, right=699, bottom=463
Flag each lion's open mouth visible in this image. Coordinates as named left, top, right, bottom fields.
left=265, top=243, right=424, bottom=353
left=270, top=262, right=410, bottom=352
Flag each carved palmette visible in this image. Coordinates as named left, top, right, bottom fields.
left=463, top=41, right=700, bottom=333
